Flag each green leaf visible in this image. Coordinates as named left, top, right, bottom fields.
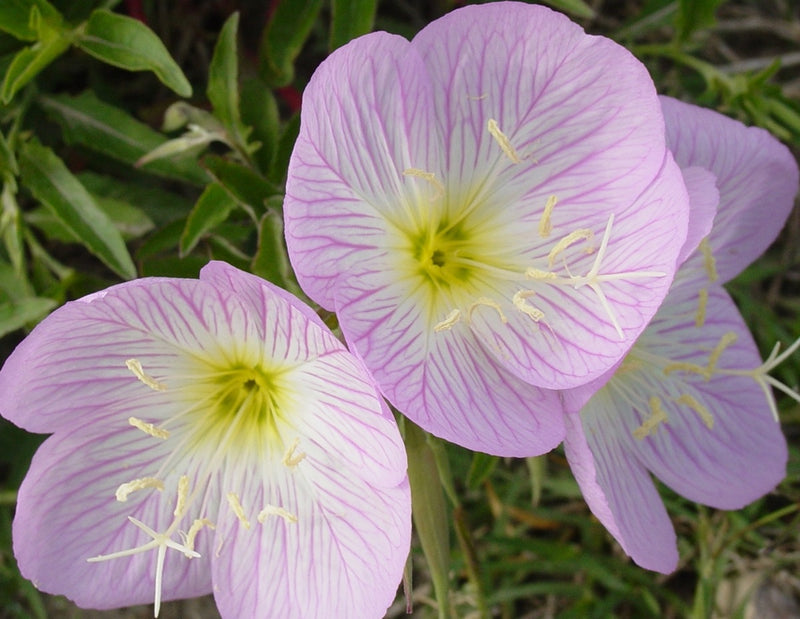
left=252, top=206, right=293, bottom=289
left=1, top=8, right=70, bottom=103
left=207, top=12, right=251, bottom=152
left=240, top=76, right=280, bottom=175
left=676, top=0, right=724, bottom=41
left=38, top=91, right=207, bottom=185
left=259, top=0, right=323, bottom=87
left=329, top=0, right=377, bottom=51
left=466, top=451, right=499, bottom=491
left=180, top=182, right=237, bottom=256
left=76, top=8, right=191, bottom=97
left=18, top=139, right=137, bottom=280
left=541, top=0, right=595, bottom=19
left=0, top=129, right=18, bottom=176
left=0, top=0, right=61, bottom=42
left=201, top=154, right=276, bottom=215
left=0, top=295, right=57, bottom=338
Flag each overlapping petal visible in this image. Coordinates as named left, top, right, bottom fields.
left=334, top=265, right=565, bottom=456
left=1, top=262, right=410, bottom=617
left=662, top=95, right=799, bottom=282
left=284, top=2, right=691, bottom=451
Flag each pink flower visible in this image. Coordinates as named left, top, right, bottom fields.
left=283, top=2, right=691, bottom=455
left=562, top=97, right=799, bottom=573
left=0, top=262, right=410, bottom=617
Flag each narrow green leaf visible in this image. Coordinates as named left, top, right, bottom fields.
left=0, top=0, right=61, bottom=41
left=240, top=77, right=280, bottom=175
left=329, top=0, right=377, bottom=51
left=38, top=91, right=207, bottom=185
left=180, top=182, right=237, bottom=256
left=466, top=451, right=499, bottom=491
left=0, top=296, right=57, bottom=337
left=404, top=419, right=451, bottom=619
left=0, top=129, right=17, bottom=175
left=259, top=0, right=323, bottom=87
left=1, top=31, right=70, bottom=103
left=202, top=154, right=276, bottom=214
left=252, top=206, right=293, bottom=289
left=208, top=12, right=251, bottom=151
left=541, top=0, right=595, bottom=19
left=18, top=140, right=137, bottom=280
left=269, top=112, right=300, bottom=185
left=676, top=0, right=724, bottom=41
left=76, top=9, right=191, bottom=97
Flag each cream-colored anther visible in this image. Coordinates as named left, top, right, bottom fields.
left=525, top=268, right=558, bottom=281
left=182, top=518, right=215, bottom=556
left=467, top=297, right=508, bottom=323
left=226, top=492, right=251, bottom=529
left=487, top=118, right=522, bottom=164
left=403, top=168, right=445, bottom=201
left=706, top=331, right=738, bottom=378
left=699, top=238, right=718, bottom=282
left=512, top=290, right=545, bottom=322
left=633, top=396, right=668, bottom=439
left=547, top=228, right=593, bottom=268
left=125, top=358, right=167, bottom=392
left=282, top=438, right=307, bottom=468
left=538, top=195, right=557, bottom=238
left=173, top=475, right=190, bottom=517
left=115, top=477, right=164, bottom=502
left=258, top=504, right=298, bottom=524
left=434, top=309, right=461, bottom=332
left=695, top=288, right=709, bottom=328
left=128, top=416, right=169, bottom=440
left=675, top=394, right=714, bottom=429
left=467, top=93, right=488, bottom=101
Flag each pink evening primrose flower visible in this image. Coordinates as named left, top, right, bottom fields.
left=0, top=262, right=410, bottom=618
left=562, top=96, right=799, bottom=573
left=283, top=1, right=691, bottom=456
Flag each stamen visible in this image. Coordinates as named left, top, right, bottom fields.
left=257, top=504, right=298, bottom=524
left=173, top=475, right=190, bottom=518
left=467, top=297, right=508, bottom=323
left=706, top=331, right=738, bottom=378
left=182, top=518, right=215, bottom=556
left=403, top=168, right=445, bottom=201
left=87, top=516, right=199, bottom=618
left=282, top=438, right=307, bottom=468
left=128, top=416, right=170, bottom=440
left=115, top=477, right=164, bottom=502
left=633, top=396, right=668, bottom=439
left=675, top=393, right=714, bottom=429
left=695, top=287, right=708, bottom=328
left=547, top=228, right=593, bottom=268
left=699, top=238, right=718, bottom=282
left=487, top=118, right=522, bottom=164
left=226, top=492, right=251, bottom=529
left=512, top=290, right=545, bottom=322
left=538, top=195, right=557, bottom=238
left=434, top=309, right=462, bottom=332
left=125, top=359, right=167, bottom=392
left=467, top=93, right=488, bottom=100
left=525, top=268, right=558, bottom=281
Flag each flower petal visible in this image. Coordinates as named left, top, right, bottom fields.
left=211, top=352, right=410, bottom=617
left=623, top=284, right=787, bottom=508
left=0, top=277, right=260, bottom=435
left=13, top=425, right=212, bottom=609
left=334, top=268, right=565, bottom=456
left=564, top=407, right=678, bottom=573
left=662, top=95, right=799, bottom=282
left=676, top=166, right=719, bottom=265
left=284, top=31, right=441, bottom=310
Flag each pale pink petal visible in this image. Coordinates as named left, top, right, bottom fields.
left=563, top=407, right=678, bottom=573
left=284, top=32, right=441, bottom=310
left=625, top=284, right=787, bottom=508
left=333, top=267, right=565, bottom=456
left=211, top=351, right=409, bottom=618
left=662, top=95, right=799, bottom=282
left=0, top=278, right=260, bottom=434
left=676, top=166, right=719, bottom=264
left=13, top=425, right=212, bottom=609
